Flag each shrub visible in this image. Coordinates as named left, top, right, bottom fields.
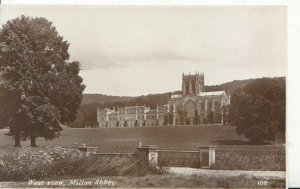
left=0, top=147, right=168, bottom=181
left=0, top=147, right=83, bottom=181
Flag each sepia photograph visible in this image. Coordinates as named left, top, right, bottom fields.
left=0, top=2, right=290, bottom=188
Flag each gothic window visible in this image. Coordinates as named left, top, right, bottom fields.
left=207, top=100, right=212, bottom=112
left=184, top=100, right=195, bottom=118
left=185, top=81, right=189, bottom=94
left=201, top=101, right=205, bottom=111
left=192, top=81, right=195, bottom=95
left=214, top=101, right=221, bottom=111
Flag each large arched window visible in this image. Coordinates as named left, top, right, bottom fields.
left=207, top=100, right=212, bottom=112
left=184, top=100, right=196, bottom=118
left=214, top=101, right=221, bottom=111
left=200, top=101, right=205, bottom=111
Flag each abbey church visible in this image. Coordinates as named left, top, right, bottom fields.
left=97, top=72, right=230, bottom=128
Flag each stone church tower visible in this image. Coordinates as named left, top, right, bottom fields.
left=168, top=71, right=230, bottom=126
left=182, top=71, right=205, bottom=96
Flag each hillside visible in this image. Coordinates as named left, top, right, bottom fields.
left=205, top=78, right=255, bottom=92
left=82, top=94, right=133, bottom=105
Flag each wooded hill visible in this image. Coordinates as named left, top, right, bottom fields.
left=81, top=78, right=258, bottom=106
left=71, top=77, right=285, bottom=128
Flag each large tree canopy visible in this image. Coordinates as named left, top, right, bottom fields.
left=0, top=15, right=85, bottom=146
left=229, top=78, right=285, bottom=144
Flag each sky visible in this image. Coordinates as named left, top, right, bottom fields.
left=0, top=5, right=287, bottom=96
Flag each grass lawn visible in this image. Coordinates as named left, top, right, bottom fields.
left=0, top=126, right=284, bottom=153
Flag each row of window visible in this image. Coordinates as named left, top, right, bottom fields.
left=100, top=115, right=164, bottom=121
left=100, top=122, right=163, bottom=128
left=99, top=109, right=167, bottom=115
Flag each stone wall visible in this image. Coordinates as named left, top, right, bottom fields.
left=214, top=148, right=285, bottom=171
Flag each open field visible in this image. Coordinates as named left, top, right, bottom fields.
left=0, top=126, right=285, bottom=152
left=0, top=125, right=284, bottom=152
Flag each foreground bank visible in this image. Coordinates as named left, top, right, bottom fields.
left=0, top=172, right=285, bottom=188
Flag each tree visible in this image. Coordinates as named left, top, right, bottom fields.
left=69, top=104, right=98, bottom=128
left=0, top=15, right=85, bottom=147
left=229, top=78, right=285, bottom=144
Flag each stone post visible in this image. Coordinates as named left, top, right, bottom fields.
left=199, top=146, right=216, bottom=169
left=78, top=143, right=98, bottom=155
left=137, top=145, right=159, bottom=166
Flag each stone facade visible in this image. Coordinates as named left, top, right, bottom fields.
left=97, top=72, right=230, bottom=128
left=97, top=105, right=168, bottom=128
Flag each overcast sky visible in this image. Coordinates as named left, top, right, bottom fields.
left=0, top=6, right=286, bottom=96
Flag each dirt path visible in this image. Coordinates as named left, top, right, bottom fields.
left=169, top=167, right=285, bottom=179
